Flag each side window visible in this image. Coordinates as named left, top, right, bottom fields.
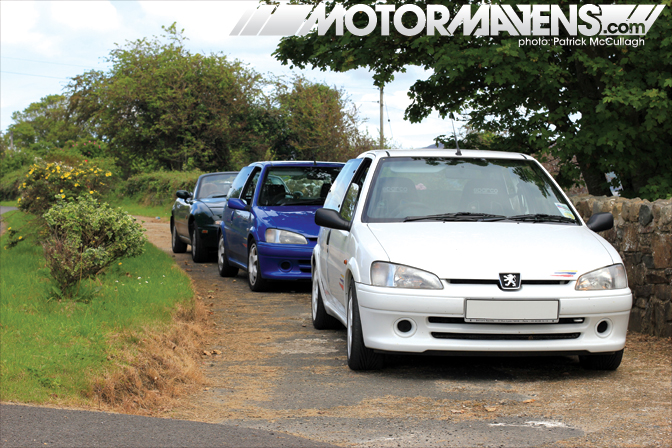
left=324, top=158, right=363, bottom=211
left=241, top=168, right=261, bottom=204
left=339, top=159, right=372, bottom=222
left=227, top=166, right=254, bottom=199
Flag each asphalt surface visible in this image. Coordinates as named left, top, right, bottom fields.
left=0, top=404, right=336, bottom=448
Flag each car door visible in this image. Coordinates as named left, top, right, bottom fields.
left=323, top=158, right=372, bottom=308
left=174, top=184, right=195, bottom=239
left=223, top=166, right=254, bottom=263
left=227, top=167, right=261, bottom=265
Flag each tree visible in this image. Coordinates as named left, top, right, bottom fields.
left=271, top=76, right=376, bottom=161
left=273, top=0, right=672, bottom=200
left=67, top=24, right=269, bottom=174
left=6, top=94, right=91, bottom=153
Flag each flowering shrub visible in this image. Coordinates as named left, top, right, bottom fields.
left=42, top=196, right=147, bottom=296
left=18, top=160, right=113, bottom=216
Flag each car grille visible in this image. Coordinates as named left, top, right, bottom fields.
left=447, top=279, right=570, bottom=285
left=428, top=317, right=584, bottom=325
left=431, top=332, right=581, bottom=340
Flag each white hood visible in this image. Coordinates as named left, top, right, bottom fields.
left=367, top=221, right=615, bottom=281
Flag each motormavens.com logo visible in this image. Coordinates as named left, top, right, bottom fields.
left=231, top=3, right=666, bottom=42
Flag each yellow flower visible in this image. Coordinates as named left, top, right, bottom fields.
left=36, top=197, right=40, bottom=200
left=61, top=194, right=65, bottom=199
left=18, top=236, right=22, bottom=240
left=60, top=189, right=63, bottom=193
left=89, top=191, right=94, bottom=194
left=106, top=172, right=112, bottom=177
left=118, top=262, right=122, bottom=265
left=7, top=227, right=10, bottom=231
left=74, top=183, right=79, bottom=187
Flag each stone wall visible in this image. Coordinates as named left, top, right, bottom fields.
left=570, top=195, right=672, bottom=337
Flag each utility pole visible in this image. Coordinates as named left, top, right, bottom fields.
left=379, top=86, right=384, bottom=149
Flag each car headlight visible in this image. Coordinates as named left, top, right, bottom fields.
left=265, top=228, right=307, bottom=245
left=215, top=220, right=222, bottom=226
left=370, top=262, right=443, bottom=289
left=575, top=264, right=627, bottom=290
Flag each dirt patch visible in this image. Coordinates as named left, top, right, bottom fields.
left=138, top=217, right=672, bottom=447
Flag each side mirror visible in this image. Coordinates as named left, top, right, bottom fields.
left=586, top=212, right=613, bottom=232
left=227, top=198, right=249, bottom=211
left=315, top=208, right=351, bottom=232
left=176, top=190, right=192, bottom=200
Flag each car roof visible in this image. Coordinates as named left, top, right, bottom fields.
left=248, top=161, right=345, bottom=167
left=359, top=149, right=529, bottom=160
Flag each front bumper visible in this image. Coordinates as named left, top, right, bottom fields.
left=257, top=241, right=315, bottom=281
left=355, top=282, right=632, bottom=355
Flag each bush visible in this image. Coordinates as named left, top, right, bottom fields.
left=42, top=196, right=147, bottom=296
left=18, top=160, right=114, bottom=216
left=120, top=170, right=202, bottom=207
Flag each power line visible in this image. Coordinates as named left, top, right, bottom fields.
left=0, top=71, right=70, bottom=80
left=1, top=56, right=95, bottom=69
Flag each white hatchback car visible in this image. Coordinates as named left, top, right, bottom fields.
left=311, top=149, right=632, bottom=371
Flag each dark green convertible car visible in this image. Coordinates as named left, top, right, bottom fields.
left=171, top=171, right=238, bottom=262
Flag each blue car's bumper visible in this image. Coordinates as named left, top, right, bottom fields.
left=257, top=241, right=315, bottom=281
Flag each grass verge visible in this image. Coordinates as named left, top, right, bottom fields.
left=0, top=210, right=206, bottom=413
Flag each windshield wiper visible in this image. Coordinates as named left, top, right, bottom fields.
left=210, top=194, right=229, bottom=198
left=403, top=212, right=507, bottom=222
left=507, top=213, right=577, bottom=223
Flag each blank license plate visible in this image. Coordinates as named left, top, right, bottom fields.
left=465, top=300, right=559, bottom=323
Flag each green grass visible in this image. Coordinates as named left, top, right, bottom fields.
left=106, top=196, right=172, bottom=219
left=0, top=200, right=19, bottom=207
left=0, top=211, right=193, bottom=404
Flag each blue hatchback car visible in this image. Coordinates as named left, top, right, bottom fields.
left=217, top=161, right=345, bottom=291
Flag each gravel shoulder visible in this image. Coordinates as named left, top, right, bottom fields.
left=139, top=217, right=672, bottom=447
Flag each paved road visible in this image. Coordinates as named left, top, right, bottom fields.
left=0, top=404, right=335, bottom=447
left=0, top=206, right=18, bottom=216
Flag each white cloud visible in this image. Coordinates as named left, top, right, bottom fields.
left=0, top=1, right=42, bottom=45
left=50, top=1, right=121, bottom=32
left=140, top=1, right=255, bottom=45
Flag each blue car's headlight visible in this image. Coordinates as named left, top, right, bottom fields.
left=265, top=229, right=307, bottom=245
left=575, top=264, right=627, bottom=290
left=370, top=262, right=443, bottom=289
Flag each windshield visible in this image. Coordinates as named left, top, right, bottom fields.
left=195, top=173, right=238, bottom=199
left=362, top=157, right=577, bottom=223
left=258, top=166, right=342, bottom=206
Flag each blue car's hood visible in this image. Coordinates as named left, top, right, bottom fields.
left=255, top=206, right=322, bottom=238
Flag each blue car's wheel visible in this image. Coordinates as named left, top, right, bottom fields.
left=217, top=233, right=238, bottom=278
left=247, top=241, right=268, bottom=292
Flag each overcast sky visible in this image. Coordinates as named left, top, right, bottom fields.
left=0, top=0, right=462, bottom=149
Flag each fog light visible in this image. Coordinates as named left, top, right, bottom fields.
left=393, top=318, right=416, bottom=338
left=595, top=319, right=612, bottom=338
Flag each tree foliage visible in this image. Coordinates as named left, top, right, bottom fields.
left=65, top=24, right=375, bottom=175
left=6, top=94, right=92, bottom=154
left=273, top=0, right=672, bottom=200
left=273, top=76, right=375, bottom=161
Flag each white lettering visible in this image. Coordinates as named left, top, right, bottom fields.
left=345, top=5, right=376, bottom=36
left=427, top=5, right=450, bottom=36
left=394, top=5, right=426, bottom=37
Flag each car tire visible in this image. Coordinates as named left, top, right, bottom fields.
left=191, top=224, right=208, bottom=263
left=579, top=349, right=624, bottom=371
left=312, top=266, right=341, bottom=330
left=247, top=241, right=268, bottom=292
left=171, top=222, right=187, bottom=253
left=347, top=282, right=384, bottom=370
left=217, top=233, right=238, bottom=277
